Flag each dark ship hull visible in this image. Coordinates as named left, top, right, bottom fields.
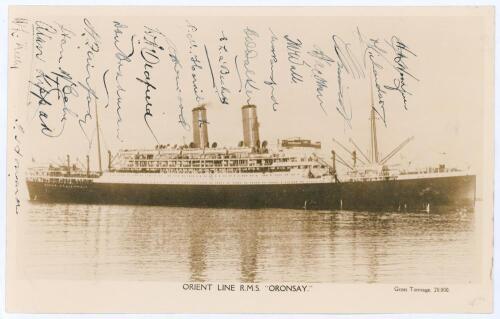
left=26, top=174, right=476, bottom=211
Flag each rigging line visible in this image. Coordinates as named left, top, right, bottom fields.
left=76, top=158, right=86, bottom=170
left=312, top=153, right=333, bottom=170
left=332, top=138, right=354, bottom=157
left=335, top=158, right=353, bottom=171
left=235, top=55, right=243, bottom=93
left=349, top=138, right=371, bottom=164
left=380, top=136, right=414, bottom=165
left=334, top=153, right=353, bottom=170
left=351, top=153, right=366, bottom=166
left=86, top=127, right=97, bottom=156
left=98, top=126, right=109, bottom=153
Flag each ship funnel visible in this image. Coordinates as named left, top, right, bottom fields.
left=192, top=105, right=209, bottom=148
left=241, top=104, right=260, bottom=149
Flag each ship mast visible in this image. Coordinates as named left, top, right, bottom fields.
left=331, top=69, right=413, bottom=170
left=95, top=100, right=102, bottom=174
left=368, top=67, right=414, bottom=167
left=369, top=71, right=379, bottom=164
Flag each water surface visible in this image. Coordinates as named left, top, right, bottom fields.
left=18, top=203, right=479, bottom=283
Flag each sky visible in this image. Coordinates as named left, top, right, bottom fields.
left=7, top=7, right=492, bottom=173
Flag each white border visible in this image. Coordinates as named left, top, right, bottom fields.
left=0, top=1, right=497, bottom=318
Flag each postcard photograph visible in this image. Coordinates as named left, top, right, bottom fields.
left=5, top=5, right=494, bottom=314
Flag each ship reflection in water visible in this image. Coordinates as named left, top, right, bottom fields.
left=19, top=202, right=479, bottom=283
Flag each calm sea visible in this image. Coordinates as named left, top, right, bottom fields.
left=18, top=202, right=479, bottom=283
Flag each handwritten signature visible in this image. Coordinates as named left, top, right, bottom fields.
left=9, top=18, right=29, bottom=69
left=12, top=119, right=24, bottom=214
left=162, top=35, right=189, bottom=130
left=34, top=20, right=57, bottom=63
left=205, top=31, right=231, bottom=105
left=332, top=35, right=360, bottom=127
left=242, top=27, right=259, bottom=105
left=384, top=36, right=418, bottom=110
left=186, top=20, right=204, bottom=105
left=30, top=68, right=78, bottom=137
left=136, top=25, right=165, bottom=144
left=264, top=28, right=279, bottom=111
left=112, top=21, right=136, bottom=141
left=284, top=35, right=307, bottom=84
left=56, top=23, right=75, bottom=64
left=307, top=45, right=335, bottom=114
left=357, top=28, right=418, bottom=123
left=77, top=18, right=101, bottom=140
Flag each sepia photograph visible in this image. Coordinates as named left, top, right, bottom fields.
left=4, top=5, right=494, bottom=314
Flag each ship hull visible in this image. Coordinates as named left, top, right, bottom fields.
left=339, top=175, right=476, bottom=210
left=26, top=175, right=476, bottom=211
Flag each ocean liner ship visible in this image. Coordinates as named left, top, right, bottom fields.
left=26, top=102, right=476, bottom=211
